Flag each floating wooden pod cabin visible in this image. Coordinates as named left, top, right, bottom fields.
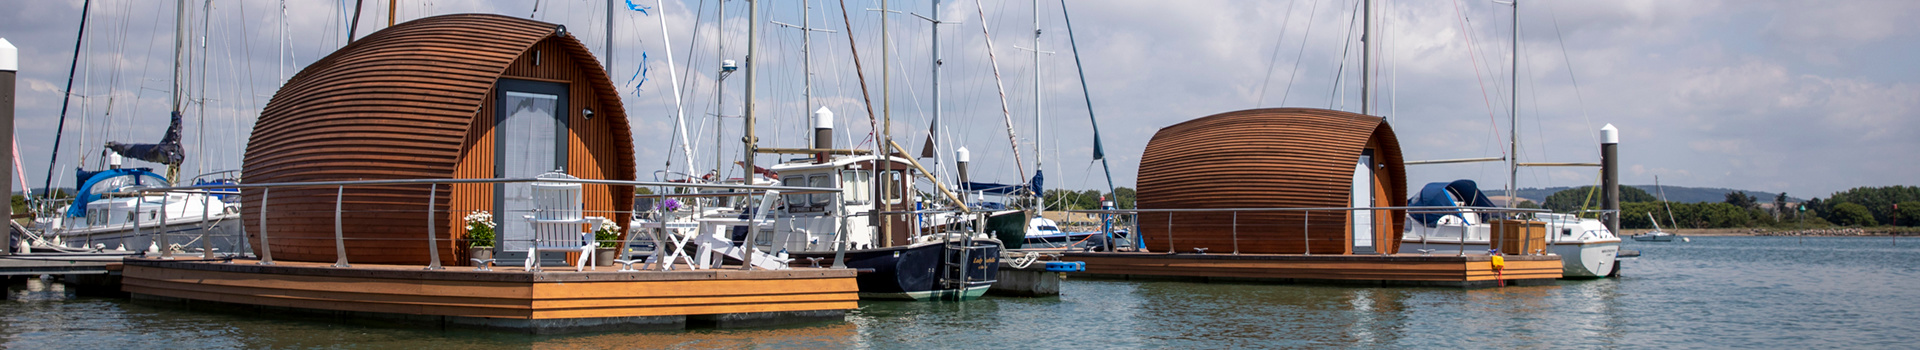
left=242, top=14, right=635, bottom=265
left=1136, top=108, right=1405, bottom=255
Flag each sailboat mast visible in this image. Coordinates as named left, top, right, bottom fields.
left=1361, top=0, right=1370, bottom=115
left=37, top=0, right=92, bottom=207
left=606, top=0, right=614, bottom=72
left=930, top=0, right=941, bottom=183
left=803, top=0, right=814, bottom=146
left=1031, top=0, right=1043, bottom=214
left=197, top=0, right=210, bottom=178
left=881, top=0, right=894, bottom=243
left=713, top=1, right=726, bottom=180
left=656, top=0, right=697, bottom=179
left=743, top=0, right=760, bottom=177
left=1507, top=0, right=1519, bottom=207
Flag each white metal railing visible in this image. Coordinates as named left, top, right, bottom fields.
left=1065, top=206, right=1555, bottom=256
left=120, top=177, right=845, bottom=272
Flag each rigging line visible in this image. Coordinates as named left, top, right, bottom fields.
left=1278, top=0, right=1322, bottom=106
left=1545, top=0, right=1600, bottom=149
left=1326, top=0, right=1360, bottom=110
left=1254, top=0, right=1300, bottom=107
left=971, top=0, right=1027, bottom=181
left=1450, top=0, right=1505, bottom=157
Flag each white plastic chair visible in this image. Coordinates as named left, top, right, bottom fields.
left=523, top=172, right=604, bottom=272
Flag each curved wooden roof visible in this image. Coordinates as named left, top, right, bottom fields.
left=241, top=14, right=634, bottom=264
left=1136, top=108, right=1406, bottom=254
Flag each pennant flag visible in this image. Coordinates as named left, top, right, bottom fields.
left=627, top=52, right=651, bottom=95
left=624, top=0, right=652, bottom=15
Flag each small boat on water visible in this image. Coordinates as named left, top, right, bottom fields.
left=1631, top=213, right=1677, bottom=242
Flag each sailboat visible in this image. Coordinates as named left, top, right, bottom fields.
left=1631, top=176, right=1679, bottom=242
left=25, top=0, right=245, bottom=256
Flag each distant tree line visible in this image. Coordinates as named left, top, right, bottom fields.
left=1589, top=185, right=1920, bottom=229
left=1042, top=187, right=1136, bottom=211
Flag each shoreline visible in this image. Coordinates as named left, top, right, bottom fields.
left=1617, top=228, right=1919, bottom=237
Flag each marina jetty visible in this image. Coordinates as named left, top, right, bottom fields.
left=115, top=14, right=857, bottom=334
left=1062, top=109, right=1561, bottom=287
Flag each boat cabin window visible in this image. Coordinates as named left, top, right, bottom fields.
left=783, top=177, right=809, bottom=208
left=808, top=175, right=832, bottom=207
left=880, top=170, right=904, bottom=205
left=1563, top=228, right=1574, bottom=236
left=841, top=170, right=870, bottom=204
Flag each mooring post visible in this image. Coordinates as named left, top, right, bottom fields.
left=0, top=38, right=13, bottom=257
left=1601, top=124, right=1620, bottom=235
left=202, top=191, right=213, bottom=260
left=257, top=188, right=273, bottom=264
left=333, top=185, right=350, bottom=267
left=425, top=183, right=442, bottom=270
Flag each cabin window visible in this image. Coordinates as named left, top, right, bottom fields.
left=783, top=177, right=808, bottom=208
left=809, top=175, right=832, bottom=207
left=880, top=170, right=904, bottom=204
left=841, top=170, right=870, bottom=204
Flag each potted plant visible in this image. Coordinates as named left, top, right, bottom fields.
left=465, top=211, right=497, bottom=262
left=593, top=217, right=623, bottom=266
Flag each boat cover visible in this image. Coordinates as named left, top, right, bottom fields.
left=962, top=170, right=1044, bottom=196
left=67, top=168, right=168, bottom=217
left=104, top=111, right=186, bottom=166
left=1410, top=179, right=1496, bottom=227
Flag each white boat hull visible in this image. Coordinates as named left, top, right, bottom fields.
left=1399, top=238, right=1619, bottom=279
left=43, top=213, right=247, bottom=255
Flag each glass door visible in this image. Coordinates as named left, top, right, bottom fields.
left=495, top=79, right=568, bottom=253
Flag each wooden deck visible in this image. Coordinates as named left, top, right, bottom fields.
left=120, top=258, right=859, bottom=333
left=1060, top=252, right=1561, bottom=288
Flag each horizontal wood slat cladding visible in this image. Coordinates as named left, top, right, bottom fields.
left=243, top=14, right=635, bottom=266
left=121, top=263, right=858, bottom=319
left=1136, top=108, right=1407, bottom=255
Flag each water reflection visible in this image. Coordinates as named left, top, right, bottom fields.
left=4, top=237, right=1918, bottom=348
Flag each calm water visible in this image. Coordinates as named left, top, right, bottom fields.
left=5, top=236, right=1917, bottom=349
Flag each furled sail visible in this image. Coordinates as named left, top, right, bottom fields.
left=103, top=111, right=185, bottom=166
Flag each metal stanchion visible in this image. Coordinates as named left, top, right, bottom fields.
left=257, top=188, right=273, bottom=265
left=425, top=184, right=443, bottom=270
left=332, top=186, right=350, bottom=268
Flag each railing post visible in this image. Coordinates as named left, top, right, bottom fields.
left=332, top=185, right=351, bottom=268
left=257, top=188, right=273, bottom=265
left=425, top=184, right=443, bottom=270
left=202, top=191, right=214, bottom=260
left=1164, top=212, right=1175, bottom=254
left=1231, top=211, right=1239, bottom=255
left=158, top=194, right=172, bottom=259
left=1302, top=210, right=1311, bottom=256
left=832, top=190, right=849, bottom=269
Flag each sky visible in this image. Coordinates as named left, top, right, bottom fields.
left=1, top=0, right=1915, bottom=200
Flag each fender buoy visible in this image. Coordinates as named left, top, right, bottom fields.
left=1044, top=261, right=1085, bottom=272
left=1490, top=255, right=1507, bottom=287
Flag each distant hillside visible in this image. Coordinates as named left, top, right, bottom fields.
left=1515, top=186, right=1803, bottom=204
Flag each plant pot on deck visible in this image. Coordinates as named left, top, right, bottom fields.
left=594, top=247, right=618, bottom=266
left=471, top=247, right=495, bottom=263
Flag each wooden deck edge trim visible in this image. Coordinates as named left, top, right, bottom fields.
left=122, top=259, right=856, bottom=283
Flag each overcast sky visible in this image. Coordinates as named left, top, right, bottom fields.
left=2, top=0, right=1915, bottom=200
